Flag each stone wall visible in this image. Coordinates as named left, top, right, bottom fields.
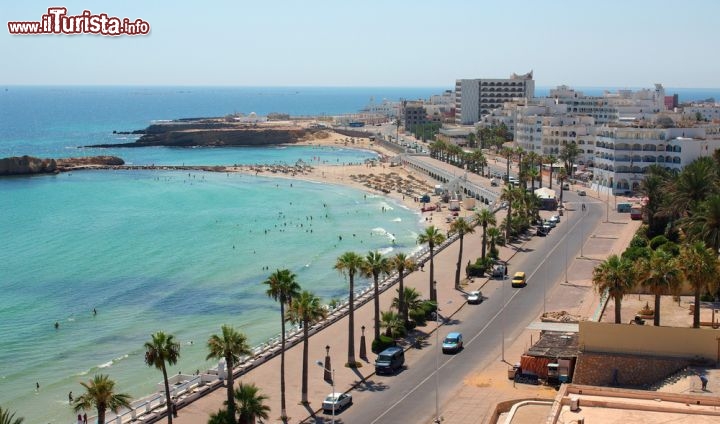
left=573, top=351, right=689, bottom=387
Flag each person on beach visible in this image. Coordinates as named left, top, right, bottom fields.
left=54, top=321, right=59, bottom=329
left=76, top=414, right=82, bottom=424
left=69, top=391, right=73, bottom=403
left=83, top=413, right=87, bottom=424
left=700, top=374, right=708, bottom=390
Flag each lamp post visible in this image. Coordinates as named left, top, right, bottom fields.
left=434, top=280, right=441, bottom=424
left=359, top=325, right=367, bottom=360
left=316, top=360, right=336, bottom=424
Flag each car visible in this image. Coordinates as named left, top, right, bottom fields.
left=490, top=178, right=499, bottom=187
left=562, top=182, right=570, bottom=190
left=467, top=290, right=483, bottom=304
left=322, top=392, right=352, bottom=413
left=536, top=225, right=549, bottom=236
left=374, top=346, right=405, bottom=375
left=442, top=332, right=463, bottom=353
left=549, top=215, right=560, bottom=224
left=577, top=190, right=587, bottom=196
left=491, top=263, right=506, bottom=279
left=511, top=271, right=526, bottom=287
left=544, top=219, right=556, bottom=228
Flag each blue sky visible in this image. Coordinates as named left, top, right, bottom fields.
left=2, top=0, right=719, bottom=87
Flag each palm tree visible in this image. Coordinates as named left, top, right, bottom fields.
left=557, top=168, right=568, bottom=205
left=235, top=382, right=271, bottom=424
left=501, top=184, right=518, bottom=242
left=638, top=165, right=671, bottom=237
left=390, top=252, right=416, bottom=325
left=0, top=407, right=23, bottom=424
left=636, top=249, right=683, bottom=326
left=449, top=217, right=475, bottom=290
left=417, top=226, right=446, bottom=302
left=678, top=241, right=720, bottom=328
left=208, top=409, right=233, bottom=424
left=592, top=255, right=635, bottom=324
left=73, top=374, right=131, bottom=424
left=392, top=287, right=424, bottom=323
left=361, top=250, right=391, bottom=342
left=474, top=208, right=496, bottom=260
left=379, top=310, right=405, bottom=338
left=500, top=147, right=514, bottom=181
left=683, top=195, right=720, bottom=253
left=263, top=268, right=301, bottom=420
left=207, top=325, right=252, bottom=423
left=544, top=154, right=556, bottom=189
left=334, top=251, right=365, bottom=366
left=286, top=290, right=327, bottom=404
left=486, top=226, right=502, bottom=259
left=144, top=332, right=180, bottom=424
left=662, top=157, right=718, bottom=219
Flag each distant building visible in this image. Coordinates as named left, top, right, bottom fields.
left=403, top=101, right=428, bottom=129
left=454, top=71, right=535, bottom=125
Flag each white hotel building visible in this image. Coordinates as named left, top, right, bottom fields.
left=455, top=71, right=535, bottom=125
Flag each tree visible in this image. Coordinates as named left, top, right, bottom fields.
left=235, top=382, right=270, bottom=424
left=0, top=407, right=24, bottom=424
left=501, top=184, right=518, bottom=241
left=263, top=268, right=301, bottom=420
left=417, top=226, right=446, bottom=302
left=73, top=374, right=131, bottom=424
left=486, top=226, right=502, bottom=259
left=592, top=254, right=635, bottom=324
left=361, top=250, right=390, bottom=342
left=638, top=165, right=671, bottom=237
left=636, top=249, right=683, bottom=326
left=334, top=251, right=365, bottom=366
left=208, top=409, right=233, bottom=424
left=544, top=154, right=557, bottom=190
left=679, top=241, right=720, bottom=328
left=683, top=195, right=720, bottom=253
left=392, top=286, right=424, bottom=325
left=144, top=332, right=180, bottom=424
left=559, top=142, right=580, bottom=181
left=449, top=217, right=475, bottom=289
left=557, top=168, right=568, bottom=205
left=390, top=252, right=416, bottom=325
left=379, top=310, right=405, bottom=338
left=662, top=157, right=718, bottom=220
left=286, top=290, right=327, bottom=404
left=206, top=325, right=252, bottom=423
left=474, top=208, right=496, bottom=260
left=500, top=147, right=514, bottom=182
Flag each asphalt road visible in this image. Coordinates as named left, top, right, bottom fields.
left=331, top=192, right=602, bottom=424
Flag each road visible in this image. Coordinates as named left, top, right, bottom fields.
left=331, top=191, right=602, bottom=424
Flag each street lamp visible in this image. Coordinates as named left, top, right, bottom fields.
left=316, top=360, right=336, bottom=424
left=434, top=280, right=441, bottom=424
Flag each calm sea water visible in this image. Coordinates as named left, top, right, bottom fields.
left=0, top=86, right=441, bottom=423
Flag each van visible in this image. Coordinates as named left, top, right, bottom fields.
left=375, top=346, right=405, bottom=375
left=511, top=271, right=526, bottom=288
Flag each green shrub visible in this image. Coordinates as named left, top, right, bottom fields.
left=649, top=235, right=669, bottom=250
left=409, top=308, right=427, bottom=326
left=371, top=335, right=396, bottom=353
left=629, top=234, right=648, bottom=249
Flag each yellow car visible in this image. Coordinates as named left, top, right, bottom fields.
left=511, top=271, right=526, bottom=288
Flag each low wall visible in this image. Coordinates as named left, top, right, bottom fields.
left=573, top=351, right=689, bottom=386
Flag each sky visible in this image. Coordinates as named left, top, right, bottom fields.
left=1, top=0, right=719, bottom=88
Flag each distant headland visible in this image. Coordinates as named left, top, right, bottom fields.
left=0, top=155, right=125, bottom=176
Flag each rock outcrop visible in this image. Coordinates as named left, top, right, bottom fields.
left=0, top=155, right=124, bottom=176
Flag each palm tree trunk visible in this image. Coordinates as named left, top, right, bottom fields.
left=280, top=304, right=287, bottom=420
left=373, top=275, right=381, bottom=342
left=98, top=407, right=106, bottom=424
left=654, top=294, right=661, bottom=326
left=162, top=364, right=173, bottom=424
left=694, top=289, right=701, bottom=329
left=549, top=167, right=553, bottom=189
left=348, top=276, right=356, bottom=365
left=506, top=203, right=512, bottom=242
left=614, top=294, right=622, bottom=324
left=398, top=272, right=406, bottom=325
left=226, top=355, right=236, bottom=423
left=429, top=247, right=437, bottom=302
left=301, top=320, right=309, bottom=403
left=454, top=236, right=464, bottom=289
left=481, top=225, right=487, bottom=259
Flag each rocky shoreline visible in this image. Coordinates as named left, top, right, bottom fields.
left=86, top=119, right=323, bottom=148
left=0, top=155, right=125, bottom=176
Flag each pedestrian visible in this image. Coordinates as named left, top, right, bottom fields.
left=172, top=401, right=178, bottom=417
left=700, top=374, right=708, bottom=390
left=76, top=414, right=82, bottom=424
left=68, top=391, right=73, bottom=403
left=83, top=412, right=87, bottom=424
left=36, top=382, right=39, bottom=391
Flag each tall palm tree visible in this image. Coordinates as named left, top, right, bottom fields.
left=334, top=251, right=365, bottom=366
left=72, top=374, right=132, bottom=424
left=235, top=382, right=270, bottom=424
left=636, top=249, right=683, bottom=326
left=417, top=226, right=446, bottom=302
left=662, top=156, right=718, bottom=219
left=557, top=168, right=568, bottom=205
left=0, top=407, right=24, bottom=424
left=638, top=165, right=671, bottom=237
left=500, top=147, right=514, bottom=181
left=678, top=241, right=720, bottom=328
left=449, top=217, right=475, bottom=289
left=286, top=290, right=327, bottom=404
left=263, top=268, right=301, bottom=420
left=207, top=325, right=252, bottom=423
left=392, top=286, right=424, bottom=323
left=485, top=226, right=502, bottom=259
left=544, top=154, right=557, bottom=189
left=380, top=310, right=405, bottom=338
left=474, top=208, right=496, bottom=260
left=592, top=254, right=635, bottom=324
left=208, top=409, right=233, bottom=424
left=390, top=252, right=416, bottom=325
left=683, top=195, right=720, bottom=253
left=144, top=332, right=180, bottom=424
left=361, top=251, right=391, bottom=342
left=501, top=184, right=518, bottom=242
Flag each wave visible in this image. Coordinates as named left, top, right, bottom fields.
left=371, top=227, right=396, bottom=241
left=378, top=246, right=394, bottom=255
left=392, top=217, right=402, bottom=222
left=76, top=353, right=130, bottom=375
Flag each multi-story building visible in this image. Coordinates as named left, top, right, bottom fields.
left=455, top=71, right=535, bottom=125
left=593, top=125, right=720, bottom=194
left=402, top=101, right=428, bottom=129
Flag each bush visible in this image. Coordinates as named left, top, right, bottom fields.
left=629, top=234, right=648, bottom=249
left=409, top=308, right=427, bottom=326
left=371, top=335, right=396, bottom=353
left=622, top=246, right=650, bottom=261
left=649, top=235, right=669, bottom=250
left=420, top=300, right=437, bottom=320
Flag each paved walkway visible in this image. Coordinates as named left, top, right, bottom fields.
left=173, top=185, right=636, bottom=424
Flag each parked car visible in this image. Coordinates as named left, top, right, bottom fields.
left=536, top=225, right=549, bottom=236
left=544, top=219, right=556, bottom=229
left=467, top=290, right=483, bottom=304
left=442, top=332, right=463, bottom=354
left=577, top=190, right=587, bottom=196
left=549, top=215, right=560, bottom=224
left=323, top=392, right=352, bottom=413
left=491, top=263, right=506, bottom=279
left=374, top=346, right=405, bottom=375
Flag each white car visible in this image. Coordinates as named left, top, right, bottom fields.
left=549, top=215, right=560, bottom=224
left=467, top=290, right=483, bottom=304
left=323, top=392, right=352, bottom=413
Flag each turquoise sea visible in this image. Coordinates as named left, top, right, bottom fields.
left=0, top=86, right=442, bottom=423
